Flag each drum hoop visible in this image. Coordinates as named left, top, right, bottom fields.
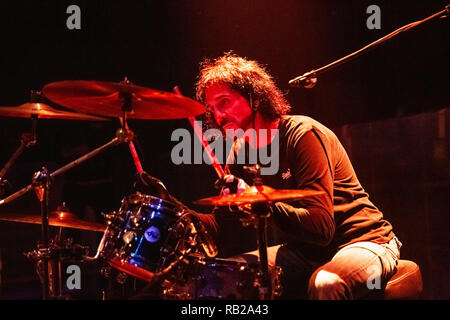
left=126, top=193, right=182, bottom=216
left=202, top=258, right=256, bottom=270
left=108, top=257, right=156, bottom=282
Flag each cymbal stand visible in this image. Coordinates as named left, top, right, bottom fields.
left=0, top=127, right=133, bottom=299
left=0, top=127, right=133, bottom=207
left=28, top=168, right=91, bottom=300
left=0, top=114, right=37, bottom=198
left=31, top=167, right=51, bottom=299
left=118, top=79, right=144, bottom=175
left=245, top=164, right=273, bottom=300
left=119, top=116, right=144, bottom=175
left=0, top=116, right=37, bottom=179
left=28, top=170, right=73, bottom=299
left=0, top=90, right=42, bottom=189
left=25, top=233, right=90, bottom=300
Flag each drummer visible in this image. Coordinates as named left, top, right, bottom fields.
left=188, top=52, right=402, bottom=300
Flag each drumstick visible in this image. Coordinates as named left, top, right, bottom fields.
left=188, top=116, right=226, bottom=179
left=119, top=118, right=144, bottom=175
left=172, top=86, right=227, bottom=179
left=224, top=136, right=244, bottom=176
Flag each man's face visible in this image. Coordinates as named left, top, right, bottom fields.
left=205, top=83, right=253, bottom=135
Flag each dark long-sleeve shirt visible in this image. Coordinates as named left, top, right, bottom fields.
left=230, top=115, right=394, bottom=260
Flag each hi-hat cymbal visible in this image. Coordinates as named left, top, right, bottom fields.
left=42, top=80, right=206, bottom=119
left=193, top=185, right=325, bottom=206
left=0, top=211, right=106, bottom=232
left=0, top=103, right=108, bottom=121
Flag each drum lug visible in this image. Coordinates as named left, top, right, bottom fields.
left=122, top=230, right=136, bottom=244
left=188, top=237, right=197, bottom=247
left=236, top=280, right=247, bottom=289
left=160, top=247, right=170, bottom=255
left=100, top=265, right=111, bottom=278
left=193, top=274, right=205, bottom=282
left=116, top=271, right=128, bottom=284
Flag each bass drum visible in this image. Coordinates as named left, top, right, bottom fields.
left=97, top=193, right=215, bottom=282
left=162, top=257, right=282, bottom=300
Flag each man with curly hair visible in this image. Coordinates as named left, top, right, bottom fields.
left=191, top=52, right=402, bottom=300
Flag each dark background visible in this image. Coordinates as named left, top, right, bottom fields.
left=0, top=0, right=448, bottom=299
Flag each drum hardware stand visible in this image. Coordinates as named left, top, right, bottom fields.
left=0, top=127, right=134, bottom=207
left=118, top=77, right=145, bottom=175
left=30, top=167, right=51, bottom=299
left=0, top=127, right=134, bottom=300
left=0, top=128, right=37, bottom=180
left=0, top=90, right=45, bottom=182
left=0, top=127, right=37, bottom=199
left=244, top=164, right=273, bottom=300
left=27, top=169, right=91, bottom=300
left=25, top=233, right=90, bottom=300
left=0, top=95, right=39, bottom=198
left=0, top=248, right=3, bottom=299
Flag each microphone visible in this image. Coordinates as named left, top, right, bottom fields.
left=288, top=70, right=318, bottom=89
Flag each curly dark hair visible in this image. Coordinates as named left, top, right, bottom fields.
left=195, top=52, right=291, bottom=130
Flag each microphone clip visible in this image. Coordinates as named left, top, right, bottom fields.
left=288, top=71, right=317, bottom=89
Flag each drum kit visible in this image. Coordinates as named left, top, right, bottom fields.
left=0, top=78, right=324, bottom=300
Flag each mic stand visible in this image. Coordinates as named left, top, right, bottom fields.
left=289, top=4, right=450, bottom=88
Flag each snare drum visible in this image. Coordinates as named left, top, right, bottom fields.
left=98, top=193, right=202, bottom=281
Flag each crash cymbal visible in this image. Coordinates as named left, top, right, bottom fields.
left=42, top=80, right=206, bottom=119
left=0, top=211, right=106, bottom=232
left=0, top=103, right=108, bottom=121
left=193, top=185, right=325, bottom=206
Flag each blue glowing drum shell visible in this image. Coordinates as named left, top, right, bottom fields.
left=189, top=258, right=261, bottom=299
left=99, top=193, right=187, bottom=281
left=162, top=257, right=283, bottom=299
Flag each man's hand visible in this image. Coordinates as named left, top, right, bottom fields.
left=214, top=174, right=248, bottom=196
left=213, top=174, right=258, bottom=227
left=133, top=171, right=171, bottom=200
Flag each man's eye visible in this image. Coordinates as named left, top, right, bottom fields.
left=219, top=99, right=230, bottom=107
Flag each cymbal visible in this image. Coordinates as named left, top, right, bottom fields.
left=0, top=211, right=106, bottom=232
left=42, top=80, right=206, bottom=119
left=0, top=103, right=108, bottom=121
left=193, top=185, right=325, bottom=206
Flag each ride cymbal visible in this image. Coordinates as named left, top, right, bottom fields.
left=42, top=80, right=205, bottom=119
left=193, top=185, right=325, bottom=206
